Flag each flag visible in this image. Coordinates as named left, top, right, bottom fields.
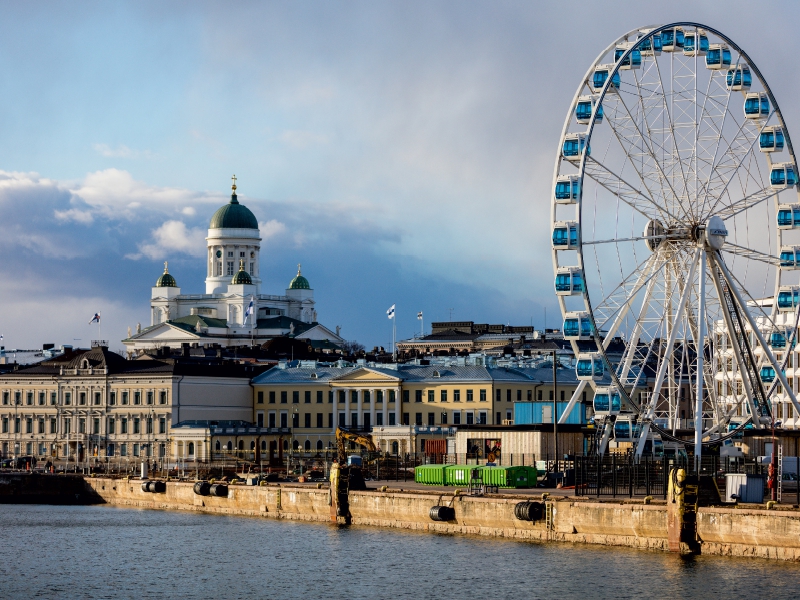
left=387, top=304, right=395, bottom=319
left=89, top=313, right=100, bottom=324
left=417, top=312, right=423, bottom=320
left=244, top=296, right=255, bottom=324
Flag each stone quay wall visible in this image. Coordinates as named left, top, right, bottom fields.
left=80, top=477, right=800, bottom=562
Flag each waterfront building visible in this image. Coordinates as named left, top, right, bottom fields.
left=124, top=178, right=343, bottom=355
left=169, top=420, right=290, bottom=466
left=251, top=361, right=583, bottom=453
left=0, top=345, right=265, bottom=462
left=396, top=321, right=543, bottom=355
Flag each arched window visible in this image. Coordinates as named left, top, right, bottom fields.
left=227, top=441, right=233, bottom=451
left=304, top=440, right=311, bottom=451
left=250, top=441, right=255, bottom=450
left=238, top=440, right=244, bottom=451
left=316, top=440, right=323, bottom=450
left=283, top=440, right=288, bottom=450
left=261, top=440, right=266, bottom=451
left=391, top=441, right=399, bottom=454
left=215, top=440, right=220, bottom=451
left=293, top=439, right=299, bottom=450
left=188, top=442, right=195, bottom=456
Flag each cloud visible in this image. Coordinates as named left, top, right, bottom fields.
left=134, top=220, right=207, bottom=260
left=54, top=207, right=94, bottom=224
left=260, top=219, right=286, bottom=240
left=280, top=130, right=329, bottom=149
left=92, top=143, right=152, bottom=159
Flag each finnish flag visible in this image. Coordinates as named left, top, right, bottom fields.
left=89, top=313, right=100, bottom=324
left=387, top=304, right=395, bottom=319
left=417, top=311, right=423, bottom=320
left=245, top=296, right=255, bottom=324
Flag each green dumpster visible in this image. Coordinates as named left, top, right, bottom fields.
left=478, top=465, right=538, bottom=488
left=444, top=465, right=475, bottom=486
left=414, top=464, right=447, bottom=485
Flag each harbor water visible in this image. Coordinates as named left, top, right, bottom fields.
left=1, top=505, right=799, bottom=599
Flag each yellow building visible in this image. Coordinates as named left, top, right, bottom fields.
left=251, top=361, right=581, bottom=453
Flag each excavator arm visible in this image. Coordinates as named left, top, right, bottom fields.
left=335, top=428, right=377, bottom=464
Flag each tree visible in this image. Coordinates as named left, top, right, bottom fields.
left=341, top=340, right=365, bottom=355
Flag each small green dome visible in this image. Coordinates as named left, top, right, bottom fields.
left=209, top=178, right=258, bottom=229
left=231, top=259, right=253, bottom=285
left=289, top=264, right=310, bottom=289
left=156, top=262, right=177, bottom=287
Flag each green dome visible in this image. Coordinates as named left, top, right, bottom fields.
left=209, top=184, right=258, bottom=229
left=156, top=262, right=177, bottom=287
left=231, top=260, right=253, bottom=285
left=289, top=264, right=310, bottom=289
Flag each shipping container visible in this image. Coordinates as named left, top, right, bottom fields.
left=514, top=401, right=586, bottom=425
left=414, top=465, right=447, bottom=485
left=423, top=439, right=447, bottom=456
left=478, top=465, right=538, bottom=488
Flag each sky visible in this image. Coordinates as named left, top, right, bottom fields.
left=0, top=0, right=799, bottom=352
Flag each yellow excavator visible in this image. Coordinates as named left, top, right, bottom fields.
left=330, top=428, right=376, bottom=523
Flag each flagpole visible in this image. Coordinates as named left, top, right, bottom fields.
left=393, top=307, right=396, bottom=362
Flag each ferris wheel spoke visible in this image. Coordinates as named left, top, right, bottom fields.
left=608, top=87, right=691, bottom=221
left=583, top=156, right=672, bottom=221
left=717, top=183, right=779, bottom=221
left=721, top=242, right=780, bottom=266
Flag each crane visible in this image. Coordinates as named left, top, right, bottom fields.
left=330, top=428, right=376, bottom=524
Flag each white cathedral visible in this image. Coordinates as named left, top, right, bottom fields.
left=123, top=178, right=343, bottom=353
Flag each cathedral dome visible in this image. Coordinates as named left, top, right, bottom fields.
left=209, top=178, right=258, bottom=229
left=155, top=262, right=177, bottom=287
left=231, top=260, right=253, bottom=285
left=289, top=264, right=310, bottom=289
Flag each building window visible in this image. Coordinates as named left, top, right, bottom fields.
left=93, top=418, right=100, bottom=435
left=1, top=392, right=7, bottom=405
left=281, top=413, right=288, bottom=428
left=316, top=391, right=323, bottom=404
left=121, top=418, right=128, bottom=434
left=249, top=262, right=254, bottom=275
left=517, top=390, right=522, bottom=401
left=364, top=391, right=371, bottom=404
left=78, top=418, right=86, bottom=434
left=120, top=444, right=127, bottom=457
left=496, top=389, right=501, bottom=403
left=294, top=413, right=303, bottom=428
left=441, top=412, right=448, bottom=425
left=133, top=418, right=140, bottom=434
left=109, top=392, right=116, bottom=406
left=527, top=390, right=532, bottom=401
left=147, top=392, right=153, bottom=405
left=392, top=413, right=399, bottom=426
left=304, top=413, right=311, bottom=428
left=478, top=411, right=487, bottom=424
left=146, top=418, right=153, bottom=435
left=466, top=412, right=474, bottom=425
left=227, top=261, right=234, bottom=275
left=467, top=389, right=473, bottom=402
left=133, top=444, right=140, bottom=457
left=351, top=391, right=358, bottom=404
left=26, top=418, right=32, bottom=434
left=427, top=390, right=434, bottom=403
left=269, top=413, right=276, bottom=428
left=95, top=392, right=102, bottom=405
left=50, top=418, right=57, bottom=434
left=293, top=391, right=300, bottom=404
left=427, top=413, right=435, bottom=425
left=38, top=392, right=45, bottom=406
left=63, top=419, right=70, bottom=434
left=79, top=392, right=86, bottom=406
left=415, top=413, right=423, bottom=425
left=376, top=390, right=383, bottom=403
left=328, top=413, right=333, bottom=428
left=480, top=389, right=486, bottom=402
left=561, top=390, right=566, bottom=401
left=159, top=391, right=167, bottom=404
left=269, top=391, right=276, bottom=404
left=440, top=390, right=448, bottom=402
left=159, top=417, right=166, bottom=434
left=415, top=390, right=422, bottom=403
left=38, top=418, right=45, bottom=434
left=328, top=391, right=334, bottom=404
left=257, top=391, right=264, bottom=404
left=507, top=389, right=512, bottom=402
left=304, top=391, right=311, bottom=404
left=401, top=390, right=407, bottom=403
left=108, top=418, right=115, bottom=434
left=239, top=251, right=245, bottom=258
left=50, top=392, right=57, bottom=405
left=537, top=390, right=542, bottom=401
left=1, top=418, right=7, bottom=433
left=280, top=391, right=287, bottom=404
left=453, top=411, right=461, bottom=425
left=316, top=413, right=323, bottom=428
left=454, top=390, right=461, bottom=402
left=14, top=392, right=20, bottom=405
left=549, top=390, right=554, bottom=401
left=134, top=392, right=141, bottom=405
left=121, top=391, right=128, bottom=405
left=27, top=392, right=33, bottom=406
left=107, top=444, right=115, bottom=457
left=257, top=413, right=264, bottom=427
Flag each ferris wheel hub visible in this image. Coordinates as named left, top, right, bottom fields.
left=704, top=215, right=728, bottom=250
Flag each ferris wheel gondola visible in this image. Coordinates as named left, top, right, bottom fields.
left=550, top=22, right=800, bottom=466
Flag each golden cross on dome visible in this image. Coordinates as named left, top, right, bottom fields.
left=163, top=261, right=169, bottom=273
left=297, top=263, right=302, bottom=275
left=231, top=174, right=237, bottom=193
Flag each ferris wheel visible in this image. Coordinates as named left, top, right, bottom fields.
left=550, top=23, right=800, bottom=462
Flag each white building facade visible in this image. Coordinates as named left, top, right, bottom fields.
left=124, top=179, right=342, bottom=353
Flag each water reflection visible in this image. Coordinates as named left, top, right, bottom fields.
left=0, top=505, right=798, bottom=599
